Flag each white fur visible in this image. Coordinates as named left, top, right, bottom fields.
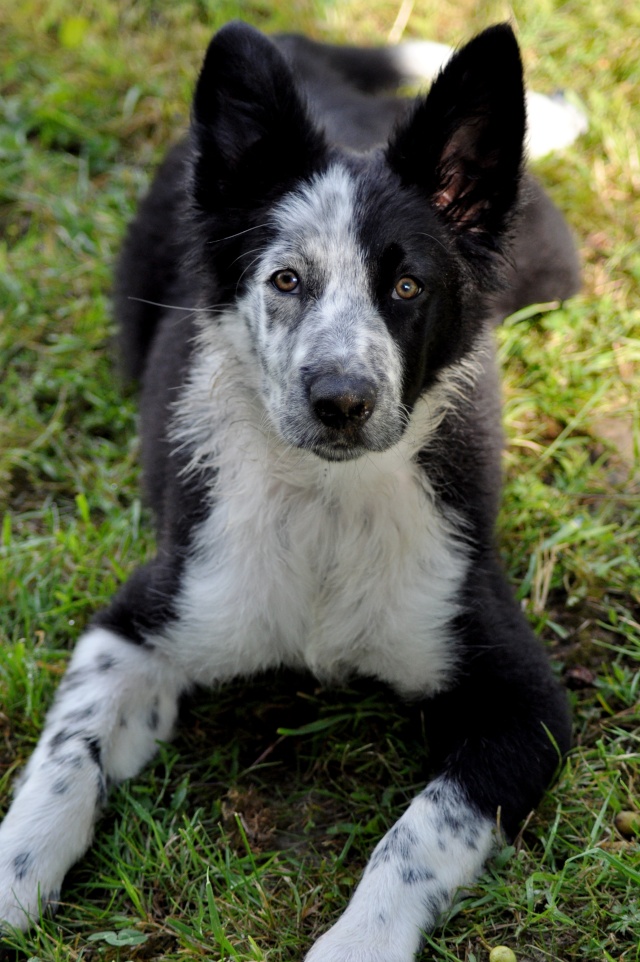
left=391, top=39, right=453, bottom=81
left=305, top=777, right=496, bottom=962
left=163, top=329, right=477, bottom=699
left=162, top=414, right=469, bottom=695
left=525, top=90, right=588, bottom=159
left=0, top=628, right=185, bottom=928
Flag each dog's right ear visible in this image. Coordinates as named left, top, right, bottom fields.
left=191, top=21, right=326, bottom=212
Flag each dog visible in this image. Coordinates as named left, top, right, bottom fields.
left=0, top=21, right=581, bottom=959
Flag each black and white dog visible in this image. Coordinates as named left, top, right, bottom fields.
left=1, top=22, right=581, bottom=959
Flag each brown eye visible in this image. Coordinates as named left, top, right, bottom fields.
left=392, top=276, right=422, bottom=300
left=271, top=269, right=300, bottom=293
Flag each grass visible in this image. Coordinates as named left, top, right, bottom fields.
left=0, top=0, right=638, bottom=959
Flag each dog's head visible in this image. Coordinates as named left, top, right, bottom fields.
left=188, top=22, right=525, bottom=461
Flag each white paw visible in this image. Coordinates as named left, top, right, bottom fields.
left=302, top=882, right=415, bottom=962
left=0, top=856, right=60, bottom=931
left=304, top=919, right=410, bottom=962
left=0, top=759, right=92, bottom=931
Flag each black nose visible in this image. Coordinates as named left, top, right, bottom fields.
left=309, top=375, right=377, bottom=430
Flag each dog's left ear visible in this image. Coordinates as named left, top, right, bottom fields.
left=191, top=21, right=327, bottom=212
left=387, top=24, right=525, bottom=241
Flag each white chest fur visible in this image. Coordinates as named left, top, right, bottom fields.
left=160, top=324, right=471, bottom=698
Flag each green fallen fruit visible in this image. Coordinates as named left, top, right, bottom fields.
left=615, top=810, right=640, bottom=837
left=489, top=947, right=517, bottom=962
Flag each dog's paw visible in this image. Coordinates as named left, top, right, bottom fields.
left=0, top=853, right=60, bottom=931
left=305, top=948, right=405, bottom=962
left=305, top=943, right=407, bottom=962
left=304, top=922, right=410, bottom=962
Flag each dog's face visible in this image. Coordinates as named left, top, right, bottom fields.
left=189, top=22, right=525, bottom=461
left=236, top=162, right=464, bottom=461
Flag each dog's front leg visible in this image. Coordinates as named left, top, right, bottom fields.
left=305, top=590, right=571, bottom=961
left=0, top=626, right=186, bottom=930
left=305, top=775, right=495, bottom=962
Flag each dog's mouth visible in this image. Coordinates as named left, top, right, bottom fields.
left=302, top=434, right=371, bottom=462
left=284, top=411, right=404, bottom=462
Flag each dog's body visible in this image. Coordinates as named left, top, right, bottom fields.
left=1, top=23, right=581, bottom=959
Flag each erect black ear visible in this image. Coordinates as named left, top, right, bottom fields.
left=191, top=21, right=327, bottom=212
left=387, top=24, right=525, bottom=241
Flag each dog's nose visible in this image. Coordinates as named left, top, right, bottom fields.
left=310, top=375, right=377, bottom=430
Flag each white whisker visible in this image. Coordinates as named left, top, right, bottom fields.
left=207, top=223, right=270, bottom=244
left=126, top=296, right=232, bottom=314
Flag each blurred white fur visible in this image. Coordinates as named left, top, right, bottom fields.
left=394, top=39, right=587, bottom=159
